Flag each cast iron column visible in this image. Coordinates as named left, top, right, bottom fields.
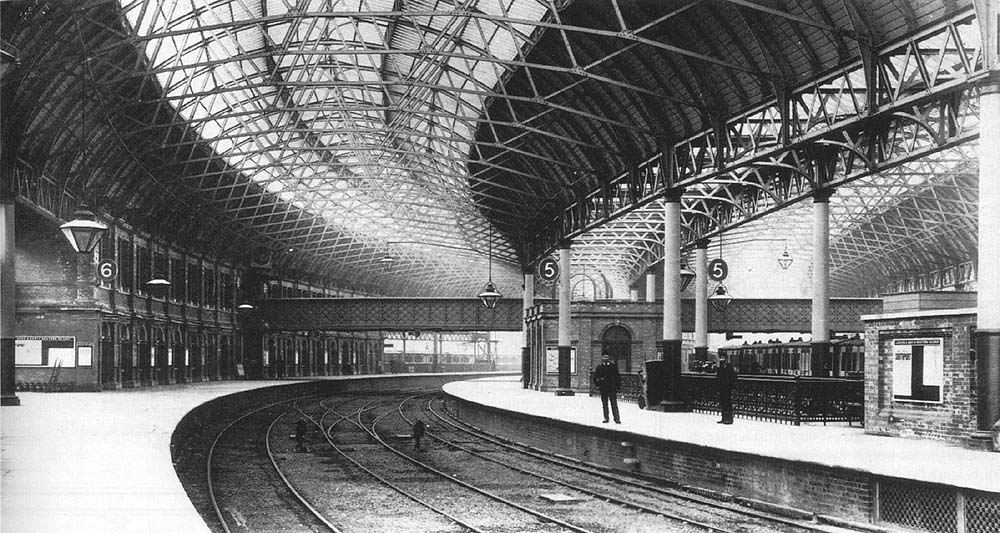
left=1, top=194, right=20, bottom=405
left=811, top=188, right=834, bottom=376
left=522, top=268, right=533, bottom=389
left=645, top=270, right=656, bottom=302
left=658, top=189, right=686, bottom=410
left=694, top=239, right=710, bottom=362
left=556, top=242, right=574, bottom=395
left=976, top=73, right=1000, bottom=437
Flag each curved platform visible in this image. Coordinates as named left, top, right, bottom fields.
left=444, top=376, right=1000, bottom=529
left=1, top=381, right=286, bottom=533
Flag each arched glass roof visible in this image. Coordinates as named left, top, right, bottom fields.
left=1, top=0, right=981, bottom=299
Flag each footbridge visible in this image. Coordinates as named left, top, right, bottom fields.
left=255, top=298, right=881, bottom=333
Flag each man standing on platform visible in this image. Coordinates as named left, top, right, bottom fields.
left=716, top=355, right=738, bottom=424
left=594, top=353, right=621, bottom=424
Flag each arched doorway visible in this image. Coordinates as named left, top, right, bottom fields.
left=601, top=325, right=632, bottom=372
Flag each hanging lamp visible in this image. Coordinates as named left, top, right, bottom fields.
left=478, top=223, right=502, bottom=309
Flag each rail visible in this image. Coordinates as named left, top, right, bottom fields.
left=591, top=373, right=863, bottom=425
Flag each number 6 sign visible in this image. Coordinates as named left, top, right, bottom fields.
left=97, top=259, right=118, bottom=281
left=707, top=258, right=728, bottom=282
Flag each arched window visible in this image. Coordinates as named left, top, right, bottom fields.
left=601, top=325, right=632, bottom=372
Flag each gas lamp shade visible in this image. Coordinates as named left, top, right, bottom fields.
left=709, top=283, right=733, bottom=311
left=478, top=280, right=502, bottom=309
left=59, top=206, right=108, bottom=253
left=777, top=250, right=794, bottom=270
left=379, top=253, right=395, bottom=272
left=679, top=264, right=695, bottom=292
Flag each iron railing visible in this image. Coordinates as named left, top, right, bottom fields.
left=589, top=372, right=645, bottom=406
left=592, top=373, right=863, bottom=425
left=679, top=374, right=863, bottom=425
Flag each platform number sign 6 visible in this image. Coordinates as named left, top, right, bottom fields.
left=707, top=258, right=728, bottom=282
left=97, top=259, right=118, bottom=282
left=538, top=257, right=560, bottom=282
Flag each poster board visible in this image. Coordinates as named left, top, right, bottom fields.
left=544, top=345, right=576, bottom=374
left=892, top=337, right=943, bottom=402
left=15, top=336, right=76, bottom=367
left=77, top=346, right=93, bottom=367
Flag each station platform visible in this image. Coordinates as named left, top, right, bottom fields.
left=0, top=380, right=292, bottom=533
left=443, top=376, right=1000, bottom=495
left=3, top=375, right=998, bottom=533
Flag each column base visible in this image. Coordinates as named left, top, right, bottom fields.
left=967, top=430, right=996, bottom=452
left=656, top=400, right=688, bottom=412
left=2, top=394, right=21, bottom=406
left=554, top=388, right=576, bottom=396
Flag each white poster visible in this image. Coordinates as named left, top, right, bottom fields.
left=14, top=338, right=43, bottom=365
left=14, top=336, right=76, bottom=366
left=545, top=346, right=576, bottom=374
left=892, top=337, right=944, bottom=401
left=48, top=347, right=76, bottom=368
left=892, top=341, right=912, bottom=397
left=78, top=346, right=92, bottom=367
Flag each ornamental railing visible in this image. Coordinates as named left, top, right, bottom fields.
left=590, top=372, right=862, bottom=425
left=589, top=372, right=645, bottom=406
left=678, top=374, right=863, bottom=425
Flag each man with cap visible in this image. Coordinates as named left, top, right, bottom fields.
left=593, top=353, right=621, bottom=424
left=716, top=355, right=738, bottom=424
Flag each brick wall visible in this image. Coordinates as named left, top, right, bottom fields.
left=864, top=311, right=978, bottom=444
left=14, top=210, right=102, bottom=389
left=452, top=398, right=874, bottom=522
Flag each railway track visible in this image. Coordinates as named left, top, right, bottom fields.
left=194, top=389, right=871, bottom=533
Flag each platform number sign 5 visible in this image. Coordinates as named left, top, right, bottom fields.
left=97, top=259, right=118, bottom=282
left=538, top=257, right=560, bottom=282
left=707, top=258, right=728, bottom=282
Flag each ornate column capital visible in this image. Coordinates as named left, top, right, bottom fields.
left=813, top=188, right=836, bottom=203
left=664, top=187, right=685, bottom=203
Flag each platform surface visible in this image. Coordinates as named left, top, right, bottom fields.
left=0, top=381, right=299, bottom=533
left=444, top=376, right=1000, bottom=493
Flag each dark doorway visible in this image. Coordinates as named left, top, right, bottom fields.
left=602, top=325, right=632, bottom=372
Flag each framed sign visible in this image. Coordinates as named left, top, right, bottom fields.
left=97, top=259, right=118, bottom=281
left=544, top=345, right=576, bottom=374
left=708, top=258, right=728, bottom=281
left=15, top=336, right=76, bottom=367
left=537, top=257, right=560, bottom=282
left=892, top=337, right=943, bottom=403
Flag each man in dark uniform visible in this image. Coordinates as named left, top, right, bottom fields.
left=593, top=353, right=621, bottom=424
left=716, top=355, right=738, bottom=424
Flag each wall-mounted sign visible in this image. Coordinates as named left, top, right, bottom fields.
left=544, top=345, right=576, bottom=374
left=97, top=259, right=118, bottom=281
left=537, top=257, right=560, bottom=282
left=892, top=337, right=943, bottom=403
left=708, top=258, right=729, bottom=281
left=15, top=336, right=76, bottom=367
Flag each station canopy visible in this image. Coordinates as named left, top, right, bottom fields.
left=0, top=0, right=981, bottom=299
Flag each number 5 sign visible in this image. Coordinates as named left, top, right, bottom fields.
left=707, top=258, right=728, bottom=282
left=97, top=259, right=118, bottom=281
left=537, top=257, right=560, bottom=282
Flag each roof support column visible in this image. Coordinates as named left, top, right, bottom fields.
left=1, top=192, right=20, bottom=406
left=522, top=268, right=533, bottom=389
left=976, top=77, right=1000, bottom=436
left=657, top=189, right=687, bottom=411
left=694, top=239, right=710, bottom=362
left=811, top=188, right=835, bottom=377
left=555, top=242, right=574, bottom=396
left=645, top=271, right=656, bottom=302
left=973, top=0, right=1000, bottom=441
